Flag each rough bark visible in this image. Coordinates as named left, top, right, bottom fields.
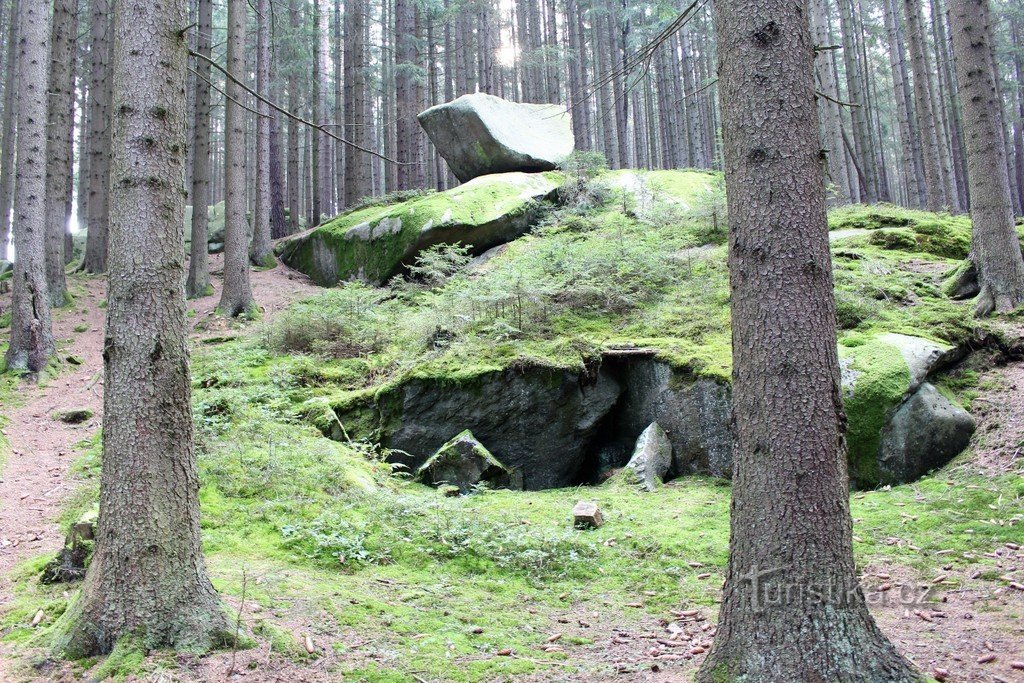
left=82, top=0, right=112, bottom=273
left=948, top=0, right=1024, bottom=315
left=186, top=0, right=213, bottom=298
left=287, top=0, right=301, bottom=229
left=883, top=0, right=927, bottom=207
left=696, top=0, right=924, bottom=678
left=249, top=0, right=274, bottom=266
left=0, top=0, right=18, bottom=261
left=396, top=0, right=421, bottom=190
left=218, top=0, right=256, bottom=316
left=55, top=0, right=228, bottom=656
left=903, top=0, right=948, bottom=210
left=43, top=0, right=75, bottom=307
left=811, top=0, right=852, bottom=204
left=4, top=0, right=54, bottom=374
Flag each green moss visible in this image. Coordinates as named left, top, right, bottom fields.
left=839, top=337, right=912, bottom=487
left=830, top=204, right=974, bottom=258
left=278, top=172, right=565, bottom=285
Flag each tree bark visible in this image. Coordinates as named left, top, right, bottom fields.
left=82, top=1, right=112, bottom=273
left=186, top=0, right=213, bottom=298
left=55, top=0, right=228, bottom=655
left=948, top=0, right=1024, bottom=315
left=903, top=0, right=949, bottom=210
left=43, top=0, right=75, bottom=307
left=249, top=0, right=274, bottom=266
left=696, top=0, right=924, bottom=678
left=219, top=0, right=256, bottom=316
left=0, top=0, right=17, bottom=262
left=811, top=0, right=852, bottom=204
left=4, top=0, right=54, bottom=374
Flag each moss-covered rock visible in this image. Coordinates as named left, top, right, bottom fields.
left=829, top=204, right=973, bottom=259
left=417, top=430, right=519, bottom=493
left=275, top=171, right=564, bottom=285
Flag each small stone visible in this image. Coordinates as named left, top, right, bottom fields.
left=572, top=501, right=603, bottom=529
left=52, top=408, right=94, bottom=425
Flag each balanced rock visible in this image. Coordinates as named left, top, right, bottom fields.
left=275, top=171, right=562, bottom=286
left=624, top=422, right=673, bottom=491
left=417, top=430, right=516, bottom=494
left=418, top=93, right=574, bottom=182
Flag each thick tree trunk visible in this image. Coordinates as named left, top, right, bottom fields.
left=55, top=0, right=228, bottom=656
left=186, top=0, right=213, bottom=298
left=249, top=0, right=274, bottom=266
left=1012, top=18, right=1024, bottom=216
left=218, top=0, right=256, bottom=316
left=43, top=0, right=75, bottom=307
left=4, top=0, right=54, bottom=374
left=82, top=1, right=112, bottom=273
left=948, top=0, right=1024, bottom=315
left=696, top=0, right=924, bottom=678
left=0, top=0, right=17, bottom=262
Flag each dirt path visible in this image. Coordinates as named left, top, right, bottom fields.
left=0, top=259, right=316, bottom=606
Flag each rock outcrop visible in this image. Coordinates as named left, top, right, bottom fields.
left=418, top=93, right=574, bottom=182
left=320, top=333, right=973, bottom=491
left=275, top=172, right=563, bottom=286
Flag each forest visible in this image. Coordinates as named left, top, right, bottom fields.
left=0, top=0, right=1023, bottom=680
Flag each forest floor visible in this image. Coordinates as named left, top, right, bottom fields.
left=1, top=255, right=1023, bottom=682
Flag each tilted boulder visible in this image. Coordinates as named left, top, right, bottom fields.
left=417, top=430, right=519, bottom=493
left=624, top=422, right=673, bottom=491
left=418, top=93, right=574, bottom=182
left=275, top=171, right=563, bottom=286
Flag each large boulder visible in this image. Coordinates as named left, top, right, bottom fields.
left=418, top=93, right=574, bottom=182
left=839, top=333, right=971, bottom=486
left=275, top=171, right=563, bottom=286
left=878, top=383, right=975, bottom=483
left=417, top=430, right=518, bottom=493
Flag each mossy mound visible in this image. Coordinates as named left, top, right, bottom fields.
left=828, top=204, right=972, bottom=259
left=275, top=172, right=565, bottom=286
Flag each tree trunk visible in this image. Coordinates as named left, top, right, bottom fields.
left=249, top=0, right=273, bottom=266
left=1012, top=18, right=1024, bottom=216
left=837, top=0, right=878, bottom=202
left=696, top=0, right=924, bottom=677
left=883, top=0, right=927, bottom=208
left=44, top=0, right=75, bottom=307
left=82, top=1, right=112, bottom=273
left=396, top=0, right=420, bottom=190
left=903, top=0, right=948, bottom=210
left=948, top=0, right=1024, bottom=315
left=186, top=0, right=213, bottom=298
left=55, top=0, right=228, bottom=656
left=287, top=0, right=301, bottom=229
left=0, top=0, right=17, bottom=262
left=811, top=0, right=852, bottom=204
left=219, top=0, right=256, bottom=316
left=4, top=0, right=54, bottom=374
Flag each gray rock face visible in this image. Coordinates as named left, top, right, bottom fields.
left=624, top=423, right=673, bottom=491
left=615, top=359, right=733, bottom=477
left=417, top=430, right=516, bottom=493
left=369, top=366, right=622, bottom=490
left=418, top=93, right=574, bottom=182
left=878, top=383, right=975, bottom=483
